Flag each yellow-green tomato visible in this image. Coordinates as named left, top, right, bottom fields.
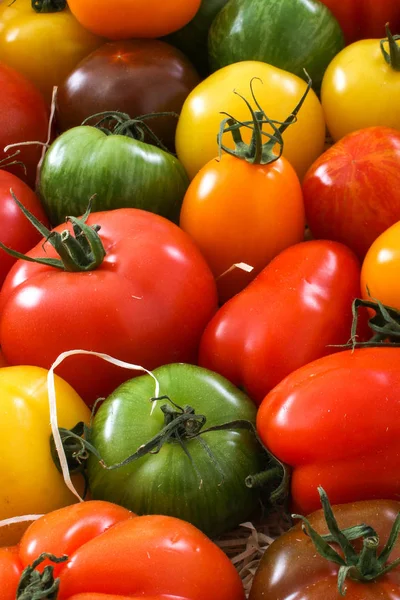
left=0, top=366, right=90, bottom=545
left=175, top=61, right=326, bottom=181
left=321, top=33, right=400, bottom=141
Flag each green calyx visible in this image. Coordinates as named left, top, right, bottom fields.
left=17, top=553, right=68, bottom=600
left=0, top=192, right=106, bottom=272
left=31, top=0, right=66, bottom=13
left=293, top=487, right=400, bottom=596
left=380, top=24, right=400, bottom=71
left=217, top=72, right=312, bottom=165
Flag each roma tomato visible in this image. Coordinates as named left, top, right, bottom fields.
left=0, top=366, right=90, bottom=546
left=0, top=62, right=48, bottom=188
left=0, top=171, right=49, bottom=287
left=0, top=501, right=245, bottom=600
left=250, top=492, right=400, bottom=600
left=0, top=209, right=217, bottom=405
left=303, top=127, right=400, bottom=259
left=67, top=0, right=202, bottom=40
left=0, top=0, right=103, bottom=103
left=56, top=39, right=200, bottom=150
left=361, top=220, right=400, bottom=310
left=320, top=0, right=400, bottom=44
left=257, top=347, right=400, bottom=515
left=321, top=28, right=400, bottom=141
left=176, top=61, right=326, bottom=181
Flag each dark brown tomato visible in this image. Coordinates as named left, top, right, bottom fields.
left=250, top=499, right=400, bottom=600
left=56, top=39, right=201, bottom=151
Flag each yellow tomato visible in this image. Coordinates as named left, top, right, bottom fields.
left=175, top=61, right=326, bottom=181
left=321, top=35, right=400, bottom=141
left=0, top=0, right=103, bottom=102
left=0, top=366, right=90, bottom=545
left=361, top=221, right=400, bottom=310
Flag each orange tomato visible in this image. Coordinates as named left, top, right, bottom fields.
left=179, top=154, right=305, bottom=303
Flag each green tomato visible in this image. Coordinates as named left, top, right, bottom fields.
left=87, top=363, right=266, bottom=538
left=208, top=0, right=345, bottom=91
left=38, top=126, right=189, bottom=225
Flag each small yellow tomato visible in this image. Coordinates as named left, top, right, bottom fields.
left=0, top=365, right=90, bottom=545
left=321, top=31, right=400, bottom=141
left=361, top=221, right=400, bottom=310
left=175, top=61, right=326, bottom=181
left=0, top=0, right=103, bottom=102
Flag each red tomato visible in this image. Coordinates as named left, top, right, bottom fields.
left=0, top=171, right=49, bottom=287
left=302, top=127, right=400, bottom=260
left=0, top=209, right=217, bottom=405
left=0, top=349, right=6, bottom=367
left=257, top=347, right=400, bottom=515
left=0, top=501, right=244, bottom=600
left=199, top=240, right=367, bottom=405
left=319, top=0, right=400, bottom=44
left=0, top=62, right=48, bottom=188
left=0, top=547, right=21, bottom=600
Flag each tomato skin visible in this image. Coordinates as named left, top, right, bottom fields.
left=0, top=171, right=50, bottom=287
left=0, top=209, right=217, bottom=405
left=249, top=499, right=400, bottom=600
left=67, top=0, right=202, bottom=40
left=361, top=220, right=400, bottom=310
left=180, top=154, right=305, bottom=302
left=0, top=350, right=6, bottom=367
left=319, top=0, right=400, bottom=44
left=303, top=127, right=400, bottom=260
left=0, top=0, right=103, bottom=103
left=0, top=547, right=22, bottom=600
left=257, top=347, right=400, bottom=515
left=176, top=61, right=326, bottom=182
left=0, top=62, right=48, bottom=188
left=321, top=38, right=400, bottom=141
left=199, top=240, right=365, bottom=405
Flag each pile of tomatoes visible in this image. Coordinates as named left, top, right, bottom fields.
left=1, top=0, right=400, bottom=598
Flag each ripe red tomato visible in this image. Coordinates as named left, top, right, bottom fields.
left=0, top=62, right=48, bottom=188
left=302, top=127, right=400, bottom=260
left=0, top=171, right=49, bottom=287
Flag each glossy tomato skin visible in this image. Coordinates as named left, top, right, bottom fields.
left=176, top=61, right=325, bottom=182
left=180, top=154, right=305, bottom=303
left=199, top=240, right=366, bottom=405
left=67, top=0, right=202, bottom=40
left=0, top=62, right=48, bottom=188
left=0, top=209, right=218, bottom=405
left=0, top=0, right=103, bottom=103
left=303, top=127, right=400, bottom=260
left=361, top=220, right=400, bottom=309
left=56, top=40, right=200, bottom=150
left=0, top=171, right=49, bottom=287
left=321, top=39, right=400, bottom=141
left=250, top=499, right=400, bottom=600
left=257, top=347, right=400, bottom=515
left=320, top=0, right=400, bottom=44
left=0, top=547, right=22, bottom=600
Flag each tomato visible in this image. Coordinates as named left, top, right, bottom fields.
left=56, top=39, right=200, bottom=151
left=0, top=366, right=90, bottom=546
left=0, top=171, right=49, bottom=287
left=321, top=29, right=400, bottom=141
left=0, top=350, right=6, bottom=367
left=0, top=501, right=245, bottom=600
left=209, top=0, right=344, bottom=92
left=319, top=0, right=400, bottom=44
left=87, top=363, right=264, bottom=537
left=66, top=0, right=202, bottom=40
left=257, top=347, right=400, bottom=515
left=0, top=209, right=217, bottom=405
left=361, top=220, right=400, bottom=310
left=0, top=0, right=103, bottom=103
left=176, top=61, right=326, bottom=181
left=38, top=123, right=189, bottom=225
left=303, top=127, right=400, bottom=260
left=0, top=62, right=48, bottom=188
left=250, top=494, right=400, bottom=600
left=199, top=240, right=366, bottom=405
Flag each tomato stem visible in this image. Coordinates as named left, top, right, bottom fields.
left=17, top=553, right=68, bottom=600
left=0, top=150, right=27, bottom=175
left=380, top=24, right=400, bottom=71
left=31, top=0, right=66, bottom=12
left=344, top=293, right=400, bottom=349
